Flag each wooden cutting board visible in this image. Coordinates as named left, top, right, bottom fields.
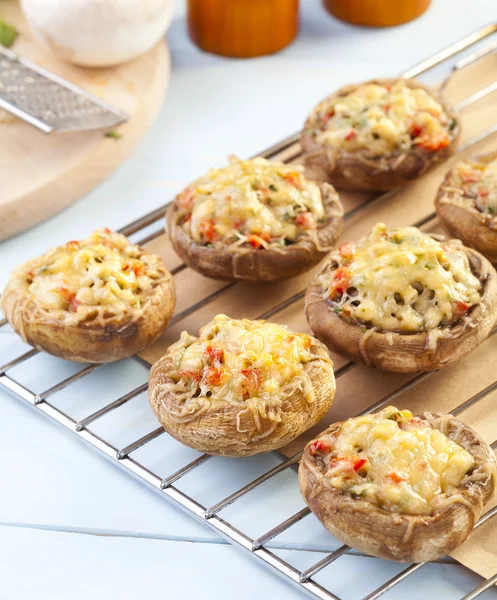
left=0, top=1, right=170, bottom=241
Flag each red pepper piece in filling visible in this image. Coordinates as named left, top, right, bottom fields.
left=132, top=262, right=143, bottom=277
left=322, top=109, right=335, bottom=126
left=329, top=456, right=366, bottom=471
left=295, top=211, right=316, bottom=230
left=205, top=346, right=224, bottom=364
left=65, top=241, right=80, bottom=252
left=330, top=266, right=351, bottom=297
left=201, top=220, right=217, bottom=242
left=204, top=366, right=224, bottom=386
left=353, top=458, right=367, bottom=472
left=417, top=132, right=451, bottom=152
left=301, top=334, right=313, bottom=349
left=454, top=301, right=470, bottom=316
left=247, top=233, right=270, bottom=249
left=240, top=369, right=262, bottom=397
left=179, top=370, right=201, bottom=383
left=345, top=130, right=357, bottom=141
left=409, top=125, right=423, bottom=139
left=309, top=440, right=330, bottom=456
left=284, top=171, right=304, bottom=189
left=461, top=171, right=482, bottom=183
left=58, top=286, right=74, bottom=302
left=338, top=242, right=355, bottom=261
left=69, top=296, right=81, bottom=313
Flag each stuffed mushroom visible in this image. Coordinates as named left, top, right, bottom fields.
left=299, top=406, right=497, bottom=562
left=305, top=223, right=497, bottom=372
left=436, top=150, right=497, bottom=263
left=166, top=156, right=343, bottom=281
left=301, top=78, right=460, bottom=192
left=148, top=314, right=336, bottom=457
left=1, top=229, right=176, bottom=363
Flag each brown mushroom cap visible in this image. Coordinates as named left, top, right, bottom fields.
left=301, top=78, right=460, bottom=192
left=166, top=182, right=343, bottom=282
left=305, top=245, right=497, bottom=373
left=299, top=412, right=497, bottom=563
left=436, top=151, right=497, bottom=263
left=1, top=247, right=176, bottom=363
left=149, top=335, right=336, bottom=457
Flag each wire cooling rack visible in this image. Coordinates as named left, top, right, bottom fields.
left=2, top=24, right=497, bottom=600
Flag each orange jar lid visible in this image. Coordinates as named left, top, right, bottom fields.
left=323, top=0, right=431, bottom=27
left=187, top=0, right=299, bottom=58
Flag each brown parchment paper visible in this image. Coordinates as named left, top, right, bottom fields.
left=138, top=52, right=497, bottom=578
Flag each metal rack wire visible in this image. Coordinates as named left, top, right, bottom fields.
left=2, top=24, right=497, bottom=600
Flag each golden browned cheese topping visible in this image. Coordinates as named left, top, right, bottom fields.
left=162, top=315, right=320, bottom=438
left=310, top=406, right=474, bottom=515
left=20, top=229, right=168, bottom=325
left=316, top=223, right=481, bottom=334
left=308, top=81, right=456, bottom=156
left=176, top=157, right=328, bottom=249
left=451, top=156, right=497, bottom=216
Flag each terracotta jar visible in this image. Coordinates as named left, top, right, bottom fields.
left=187, top=0, right=299, bottom=58
left=323, top=0, right=431, bottom=27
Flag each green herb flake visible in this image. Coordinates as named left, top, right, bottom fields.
left=0, top=19, right=18, bottom=48
left=386, top=411, right=403, bottom=422
left=424, top=263, right=434, bottom=270
left=105, top=130, right=122, bottom=140
left=449, top=118, right=457, bottom=131
left=487, top=206, right=495, bottom=214
left=333, top=306, right=342, bottom=315
left=269, top=184, right=278, bottom=192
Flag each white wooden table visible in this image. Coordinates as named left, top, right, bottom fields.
left=2, top=1, right=497, bottom=598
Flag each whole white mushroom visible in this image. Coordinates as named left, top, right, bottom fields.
left=21, top=0, right=175, bottom=67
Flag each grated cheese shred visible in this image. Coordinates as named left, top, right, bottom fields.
left=16, top=229, right=168, bottom=326
left=311, top=406, right=476, bottom=516
left=159, top=315, right=317, bottom=434
left=176, top=156, right=328, bottom=250
left=318, top=223, right=481, bottom=335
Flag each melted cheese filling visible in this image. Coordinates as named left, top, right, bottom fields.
left=453, top=157, right=497, bottom=215
left=312, top=406, right=474, bottom=515
left=318, top=223, right=481, bottom=333
left=24, top=229, right=166, bottom=325
left=312, top=81, right=455, bottom=155
left=177, top=157, right=325, bottom=249
left=167, top=314, right=316, bottom=405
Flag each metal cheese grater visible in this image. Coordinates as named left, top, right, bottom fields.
left=0, top=46, right=128, bottom=133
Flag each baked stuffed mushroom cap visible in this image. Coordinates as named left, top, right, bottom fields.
left=305, top=223, right=497, bottom=372
left=301, top=78, right=460, bottom=192
left=166, top=156, right=343, bottom=281
left=436, top=150, right=497, bottom=263
left=299, top=406, right=497, bottom=563
left=148, top=314, right=336, bottom=457
left=1, top=229, right=176, bottom=363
